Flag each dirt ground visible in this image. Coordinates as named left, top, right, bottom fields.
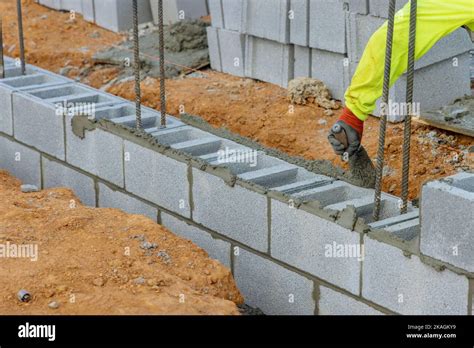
left=1, top=0, right=473, bottom=201
left=0, top=170, right=243, bottom=315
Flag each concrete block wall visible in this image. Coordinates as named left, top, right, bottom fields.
left=1, top=60, right=473, bottom=315
left=39, top=0, right=209, bottom=32
left=207, top=0, right=473, bottom=121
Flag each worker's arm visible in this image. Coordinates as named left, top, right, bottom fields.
left=329, top=0, right=474, bottom=156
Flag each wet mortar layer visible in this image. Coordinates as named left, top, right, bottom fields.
left=69, top=115, right=474, bottom=278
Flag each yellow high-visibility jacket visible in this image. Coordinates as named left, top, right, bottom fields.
left=345, top=0, right=474, bottom=121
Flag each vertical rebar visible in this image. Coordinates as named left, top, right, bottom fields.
left=16, top=0, right=25, bottom=75
left=373, top=0, right=397, bottom=221
left=0, top=17, right=4, bottom=79
left=132, top=0, right=142, bottom=129
left=158, top=0, right=167, bottom=128
left=400, top=0, right=418, bottom=214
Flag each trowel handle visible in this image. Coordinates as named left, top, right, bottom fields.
left=331, top=123, right=349, bottom=149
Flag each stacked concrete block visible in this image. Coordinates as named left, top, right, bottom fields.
left=42, top=156, right=96, bottom=207
left=206, top=27, right=222, bottom=71
left=294, top=46, right=312, bottom=78
left=289, top=0, right=310, bottom=46
left=61, top=0, right=83, bottom=12
left=0, top=136, right=41, bottom=188
left=161, top=212, right=232, bottom=268
left=311, top=49, right=350, bottom=102
left=363, top=235, right=469, bottom=315
left=369, top=0, right=408, bottom=18
left=234, top=248, right=316, bottom=315
left=309, top=0, right=347, bottom=54
left=98, top=182, right=158, bottom=221
left=420, top=173, right=474, bottom=273
left=94, top=0, right=153, bottom=32
left=150, top=0, right=209, bottom=25
left=216, top=28, right=246, bottom=77
left=81, top=0, right=95, bottom=22
left=318, top=286, right=383, bottom=315
left=208, top=0, right=224, bottom=28
left=39, top=0, right=62, bottom=10
left=245, top=36, right=294, bottom=88
left=243, top=0, right=290, bottom=43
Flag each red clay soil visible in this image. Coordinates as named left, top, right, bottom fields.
left=1, top=0, right=473, bottom=200
left=0, top=170, right=243, bottom=315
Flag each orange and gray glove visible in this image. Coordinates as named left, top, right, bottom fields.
left=328, top=107, right=364, bottom=158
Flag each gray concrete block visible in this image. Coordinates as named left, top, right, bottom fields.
left=369, top=210, right=420, bottom=241
left=217, top=28, right=246, bottom=77
left=124, top=140, right=190, bottom=217
left=245, top=36, right=294, bottom=88
left=271, top=198, right=361, bottom=295
left=222, top=0, right=244, bottom=32
left=347, top=13, right=385, bottom=63
left=373, top=53, right=471, bottom=121
left=0, top=135, right=41, bottom=187
left=42, top=156, right=96, bottom=207
left=369, top=0, right=408, bottom=18
left=151, top=0, right=208, bottom=25
left=318, top=286, right=383, bottom=315
left=161, top=212, right=231, bottom=268
left=234, top=248, right=315, bottom=315
left=208, top=0, right=224, bottom=28
left=363, top=236, right=469, bottom=314
left=65, top=120, right=124, bottom=187
left=39, top=0, right=62, bottom=10
left=309, top=0, right=346, bottom=53
left=289, top=0, right=309, bottom=46
left=294, top=45, right=311, bottom=78
left=192, top=168, right=268, bottom=252
left=98, top=182, right=158, bottom=221
left=95, top=0, right=153, bottom=32
left=341, top=0, right=368, bottom=14
left=81, top=0, right=95, bottom=22
left=61, top=0, right=83, bottom=12
left=206, top=26, right=222, bottom=72
left=0, top=73, right=70, bottom=136
left=420, top=173, right=474, bottom=272
left=244, top=0, right=290, bottom=43
left=311, top=48, right=349, bottom=100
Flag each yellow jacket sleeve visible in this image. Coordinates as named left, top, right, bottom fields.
left=345, top=0, right=474, bottom=121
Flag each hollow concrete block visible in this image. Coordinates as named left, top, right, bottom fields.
left=217, top=28, right=246, bottom=77
left=369, top=0, right=408, bottom=18
left=208, top=0, right=224, bottom=28
left=98, top=182, right=158, bottom=221
left=0, top=73, right=70, bottom=136
left=192, top=168, right=268, bottom=252
left=318, top=286, right=384, bottom=315
left=362, top=235, right=469, bottom=315
left=341, top=0, right=369, bottom=14
left=61, top=0, right=83, bottom=12
left=420, top=173, right=474, bottom=272
left=245, top=36, right=294, bottom=88
left=294, top=45, right=311, bottom=78
left=289, top=0, right=309, bottom=46
left=222, top=0, right=244, bottom=32
left=124, top=140, right=190, bottom=217
left=271, top=198, right=362, bottom=295
left=311, top=48, right=350, bottom=101
left=81, top=0, right=95, bottom=22
left=42, top=156, right=96, bottom=207
left=243, top=0, right=290, bottom=44
left=95, top=0, right=153, bottom=32
left=0, top=135, right=41, bottom=188
left=234, top=248, right=316, bottom=315
left=150, top=0, right=208, bottom=25
left=309, top=0, right=347, bottom=54
left=206, top=26, right=222, bottom=72
left=161, top=212, right=232, bottom=268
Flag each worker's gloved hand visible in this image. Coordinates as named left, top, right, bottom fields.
left=328, top=107, right=364, bottom=157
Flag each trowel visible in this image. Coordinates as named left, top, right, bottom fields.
left=331, top=123, right=376, bottom=188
